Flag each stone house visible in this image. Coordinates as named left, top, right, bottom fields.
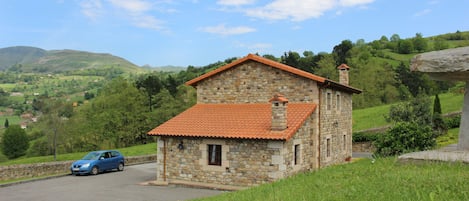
left=148, top=54, right=361, bottom=187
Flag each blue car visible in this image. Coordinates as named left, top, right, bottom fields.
left=71, top=150, right=125, bottom=175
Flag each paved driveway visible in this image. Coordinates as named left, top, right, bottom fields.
left=0, top=163, right=223, bottom=201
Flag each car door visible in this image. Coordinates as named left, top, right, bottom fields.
left=100, top=152, right=112, bottom=170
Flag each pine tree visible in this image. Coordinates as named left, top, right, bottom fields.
left=433, top=94, right=442, bottom=114
left=4, top=118, right=8, bottom=128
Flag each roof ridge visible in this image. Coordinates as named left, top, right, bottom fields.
left=185, top=53, right=326, bottom=86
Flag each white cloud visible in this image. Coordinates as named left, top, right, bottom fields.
left=80, top=0, right=104, bottom=21
left=217, top=0, right=255, bottom=6
left=108, top=0, right=152, bottom=13
left=234, top=41, right=273, bottom=53
left=339, top=0, right=374, bottom=7
left=79, top=0, right=167, bottom=31
left=414, top=9, right=432, bottom=17
left=199, top=24, right=256, bottom=36
left=227, top=0, right=375, bottom=21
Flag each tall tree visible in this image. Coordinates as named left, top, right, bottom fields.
left=413, top=33, right=428, bottom=52
left=2, top=125, right=29, bottom=159
left=136, top=74, right=162, bottom=111
left=332, top=40, right=353, bottom=65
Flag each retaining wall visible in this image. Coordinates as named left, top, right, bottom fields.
left=0, top=154, right=156, bottom=182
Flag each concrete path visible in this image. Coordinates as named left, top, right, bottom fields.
left=398, top=144, right=469, bottom=163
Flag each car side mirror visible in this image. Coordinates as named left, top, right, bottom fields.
left=99, top=157, right=104, bottom=160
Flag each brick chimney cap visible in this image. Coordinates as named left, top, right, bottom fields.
left=269, top=94, right=289, bottom=103
left=337, top=64, right=350, bottom=70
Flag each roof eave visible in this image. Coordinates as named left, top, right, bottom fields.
left=324, top=79, right=362, bottom=94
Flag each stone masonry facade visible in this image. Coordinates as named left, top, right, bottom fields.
left=154, top=59, right=355, bottom=187
left=156, top=116, right=315, bottom=187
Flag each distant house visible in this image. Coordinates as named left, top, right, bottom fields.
left=148, top=54, right=361, bottom=187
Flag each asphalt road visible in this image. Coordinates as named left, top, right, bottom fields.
left=0, top=163, right=223, bottom=201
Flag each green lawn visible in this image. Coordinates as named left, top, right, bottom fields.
left=0, top=143, right=156, bottom=166
left=353, top=92, right=464, bottom=132
left=194, top=157, right=469, bottom=201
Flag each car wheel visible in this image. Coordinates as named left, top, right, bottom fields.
left=91, top=166, right=99, bottom=175
left=118, top=163, right=124, bottom=171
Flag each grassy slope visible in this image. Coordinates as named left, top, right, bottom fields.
left=0, top=143, right=156, bottom=166
left=353, top=92, right=464, bottom=131
left=195, top=157, right=469, bottom=201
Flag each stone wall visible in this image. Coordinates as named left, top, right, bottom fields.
left=156, top=118, right=315, bottom=187
left=319, top=88, right=354, bottom=167
left=0, top=155, right=156, bottom=182
left=352, top=141, right=375, bottom=153
left=195, top=61, right=321, bottom=104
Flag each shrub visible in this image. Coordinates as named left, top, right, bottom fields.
left=1, top=125, right=30, bottom=159
left=352, top=132, right=380, bottom=142
left=27, top=137, right=51, bottom=157
left=444, top=115, right=461, bottom=129
left=374, top=122, right=436, bottom=157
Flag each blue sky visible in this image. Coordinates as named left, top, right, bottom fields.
left=0, top=0, right=468, bottom=67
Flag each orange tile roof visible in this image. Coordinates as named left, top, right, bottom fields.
left=186, top=53, right=326, bottom=86
left=148, top=103, right=317, bottom=140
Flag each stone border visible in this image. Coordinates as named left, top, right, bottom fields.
left=0, top=154, right=156, bottom=186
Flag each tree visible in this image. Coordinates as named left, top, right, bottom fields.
left=4, top=118, right=8, bottom=128
left=432, top=94, right=447, bottom=137
left=281, top=51, right=302, bottom=70
left=0, top=88, right=9, bottom=107
left=332, top=40, right=353, bottom=65
left=376, top=95, right=436, bottom=156
left=397, top=39, right=414, bottom=54
left=413, top=33, right=428, bottom=52
left=136, top=74, right=162, bottom=111
left=386, top=94, right=432, bottom=126
left=1, top=125, right=29, bottom=159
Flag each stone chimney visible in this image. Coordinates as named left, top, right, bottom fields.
left=269, top=94, right=288, bottom=131
left=337, top=64, right=350, bottom=85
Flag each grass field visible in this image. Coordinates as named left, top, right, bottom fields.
left=352, top=92, right=464, bottom=131
left=194, top=157, right=469, bottom=201
left=0, top=143, right=156, bottom=166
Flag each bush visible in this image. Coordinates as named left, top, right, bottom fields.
left=352, top=132, right=380, bottom=142
left=374, top=122, right=436, bottom=157
left=1, top=125, right=30, bottom=159
left=27, top=137, right=51, bottom=157
left=444, top=115, right=461, bottom=129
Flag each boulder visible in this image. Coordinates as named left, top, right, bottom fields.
left=410, top=46, right=469, bottom=81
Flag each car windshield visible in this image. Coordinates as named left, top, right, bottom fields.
left=81, top=152, right=101, bottom=160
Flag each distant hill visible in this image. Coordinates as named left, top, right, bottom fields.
left=142, top=64, right=185, bottom=72
left=0, top=46, right=47, bottom=69
left=0, top=46, right=145, bottom=74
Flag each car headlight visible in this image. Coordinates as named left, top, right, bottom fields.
left=81, top=163, right=90, bottom=168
